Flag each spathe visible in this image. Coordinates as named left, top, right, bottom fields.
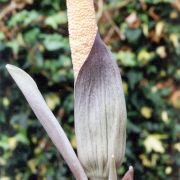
left=6, top=64, right=87, bottom=180
left=74, top=33, right=127, bottom=179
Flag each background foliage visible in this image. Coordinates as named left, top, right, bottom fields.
left=0, top=0, right=179, bottom=179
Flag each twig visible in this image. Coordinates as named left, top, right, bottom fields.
left=104, top=11, right=122, bottom=39
left=98, top=0, right=132, bottom=40
left=96, top=0, right=104, bottom=22
left=0, top=1, right=28, bottom=21
left=104, top=27, right=114, bottom=44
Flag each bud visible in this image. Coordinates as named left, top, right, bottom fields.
left=75, top=33, right=127, bottom=179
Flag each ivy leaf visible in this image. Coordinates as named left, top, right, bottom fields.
left=24, top=28, right=40, bottom=45
left=45, top=12, right=67, bottom=29
left=145, top=0, right=173, bottom=4
left=8, top=10, right=39, bottom=27
left=0, top=32, right=5, bottom=40
left=116, top=51, right=137, bottom=67
left=125, top=28, right=142, bottom=43
left=127, top=71, right=143, bottom=89
left=41, top=34, right=69, bottom=51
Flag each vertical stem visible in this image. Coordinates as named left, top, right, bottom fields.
left=66, top=0, right=97, bottom=78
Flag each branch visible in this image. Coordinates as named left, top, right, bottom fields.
left=0, top=0, right=32, bottom=21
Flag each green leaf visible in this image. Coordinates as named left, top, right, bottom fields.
left=137, top=49, right=155, bottom=66
left=6, top=40, right=20, bottom=55
left=0, top=32, right=5, bottom=40
left=127, top=71, right=143, bottom=89
left=116, top=51, right=137, bottom=67
left=125, top=28, right=142, bottom=43
left=8, top=10, right=39, bottom=27
left=15, top=132, right=29, bottom=145
left=10, top=113, right=29, bottom=129
left=41, top=34, right=69, bottom=51
left=0, top=0, right=8, bottom=2
left=45, top=12, right=67, bottom=29
left=0, top=112, right=5, bottom=123
left=145, top=0, right=173, bottom=4
left=24, top=28, right=40, bottom=45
